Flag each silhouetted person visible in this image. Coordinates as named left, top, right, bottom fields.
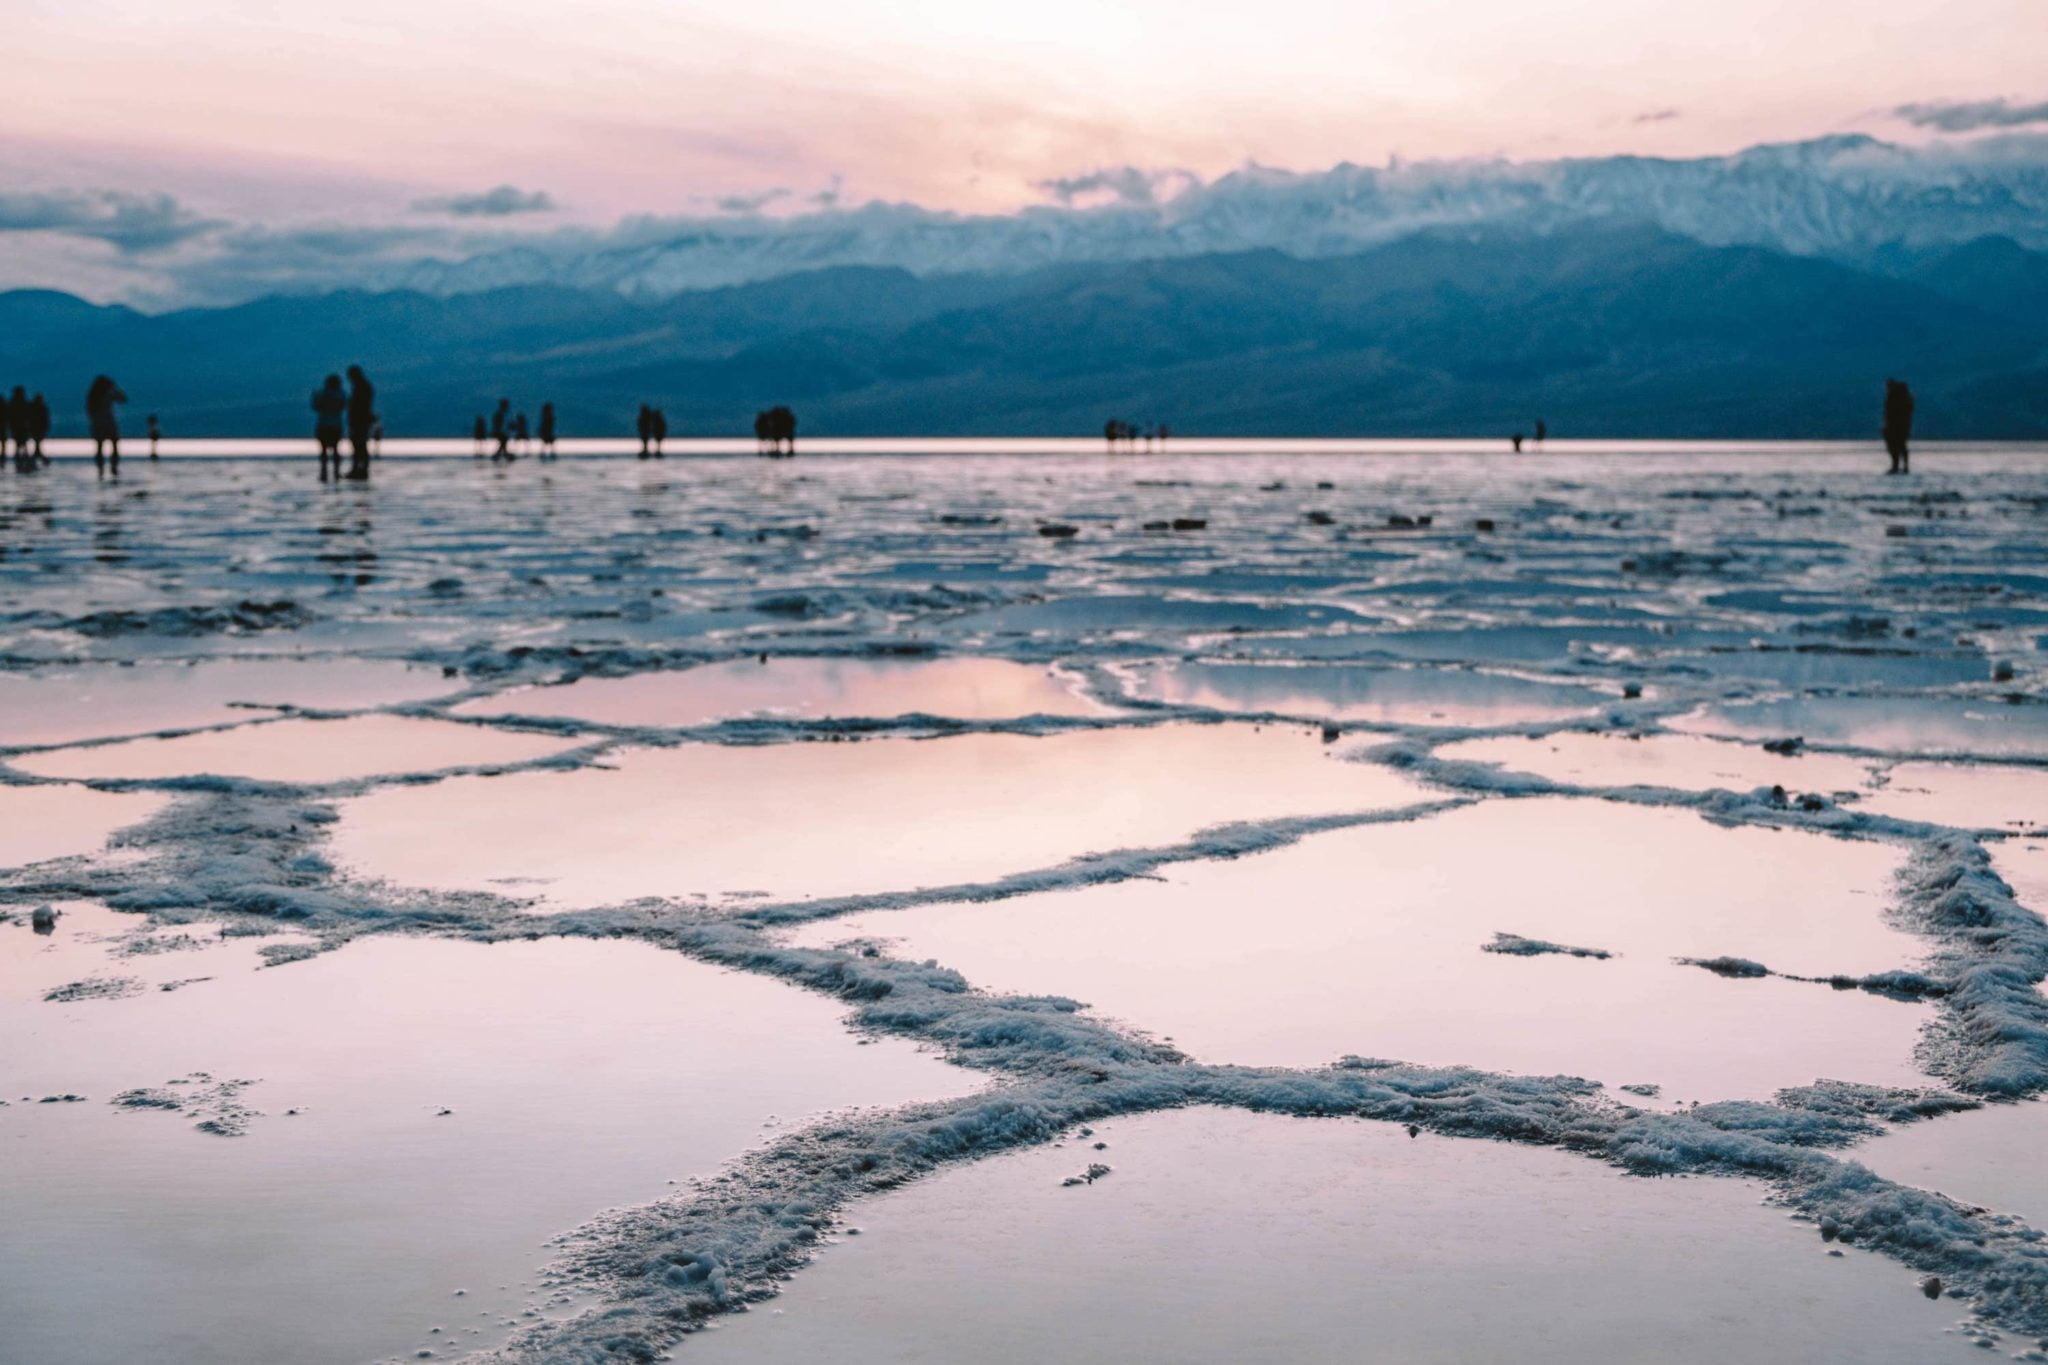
left=344, top=365, right=375, bottom=481
left=472, top=415, right=487, bottom=457
left=1533, top=418, right=1547, bottom=445
left=1883, top=378, right=1915, bottom=474
left=512, top=410, right=530, bottom=458
left=491, top=399, right=511, bottom=460
left=766, top=405, right=795, bottom=456
left=312, top=373, right=347, bottom=479
left=636, top=404, right=653, bottom=458
left=1511, top=432, right=1525, bottom=452
left=538, top=402, right=556, bottom=458
left=86, top=375, right=126, bottom=471
left=754, top=409, right=772, bottom=456
left=30, top=393, right=50, bottom=464
left=651, top=407, right=668, bottom=457
left=146, top=413, right=162, bottom=459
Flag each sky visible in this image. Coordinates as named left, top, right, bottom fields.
left=2, top=0, right=2045, bottom=303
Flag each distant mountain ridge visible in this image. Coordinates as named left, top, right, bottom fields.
left=2, top=223, right=2043, bottom=439
left=377, top=136, right=2048, bottom=301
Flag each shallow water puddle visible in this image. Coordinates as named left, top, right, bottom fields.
left=1435, top=731, right=1876, bottom=795
left=1859, top=1100, right=2048, bottom=1234
left=1676, top=697, right=2048, bottom=759
left=682, top=1107, right=1976, bottom=1365
left=0, top=658, right=458, bottom=749
left=1994, top=838, right=2048, bottom=918
left=14, top=714, right=576, bottom=784
left=456, top=656, right=1113, bottom=726
left=789, top=798, right=1925, bottom=1098
left=1856, top=762, right=2048, bottom=831
left=1121, top=660, right=1611, bottom=726
left=0, top=932, right=979, bottom=1365
left=332, top=725, right=1427, bottom=908
left=0, top=785, right=166, bottom=869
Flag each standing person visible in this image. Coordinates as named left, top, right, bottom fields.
left=472, top=414, right=487, bottom=458
left=312, top=373, right=347, bottom=480
left=511, top=410, right=530, bottom=459
left=30, top=393, right=50, bottom=464
left=1533, top=418, right=1547, bottom=445
left=146, top=413, right=162, bottom=460
left=651, top=407, right=668, bottom=458
left=344, top=365, right=375, bottom=481
left=635, top=404, right=653, bottom=459
left=537, top=402, right=556, bottom=459
left=85, top=375, right=127, bottom=471
left=490, top=399, right=511, bottom=460
left=1883, top=378, right=1915, bottom=474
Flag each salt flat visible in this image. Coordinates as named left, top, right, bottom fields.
left=2, top=447, right=2045, bottom=1363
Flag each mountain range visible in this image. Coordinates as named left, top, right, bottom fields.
left=2, top=221, right=2043, bottom=438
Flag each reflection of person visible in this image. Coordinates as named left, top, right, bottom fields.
left=1883, top=378, right=1915, bottom=475
left=345, top=365, right=376, bottom=481
left=312, top=374, right=347, bottom=479
left=86, top=374, right=127, bottom=470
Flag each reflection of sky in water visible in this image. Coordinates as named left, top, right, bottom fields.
left=0, top=659, right=457, bottom=748
left=1437, top=732, right=1876, bottom=795
left=1678, top=697, right=2048, bottom=757
left=16, top=715, right=577, bottom=784
left=335, top=726, right=1426, bottom=907
left=788, top=798, right=1923, bottom=1100
left=683, top=1108, right=1975, bottom=1365
left=0, top=786, right=165, bottom=869
left=1129, top=661, right=1607, bottom=725
left=1858, top=762, right=2048, bottom=830
left=0, top=931, right=977, bottom=1365
left=458, top=656, right=1110, bottom=726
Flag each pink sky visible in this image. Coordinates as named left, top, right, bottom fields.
left=4, top=0, right=2044, bottom=221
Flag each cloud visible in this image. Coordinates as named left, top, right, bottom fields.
left=710, top=188, right=789, bottom=214
left=1632, top=108, right=1681, bottom=124
left=1893, top=98, right=2048, bottom=133
left=412, top=185, right=558, bottom=216
left=0, top=190, right=223, bottom=252
left=1034, top=166, right=1197, bottom=207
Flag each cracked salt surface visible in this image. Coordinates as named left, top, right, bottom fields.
left=786, top=798, right=1928, bottom=1099
left=5, top=450, right=2048, bottom=1361
left=682, top=1107, right=1979, bottom=1365
left=1118, top=659, right=1612, bottom=725
left=13, top=713, right=578, bottom=785
left=454, top=655, right=1113, bottom=726
left=331, top=724, right=1427, bottom=907
left=0, top=930, right=978, bottom=1365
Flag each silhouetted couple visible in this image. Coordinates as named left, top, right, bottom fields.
left=1883, top=379, right=1915, bottom=474
left=86, top=375, right=128, bottom=472
left=754, top=406, right=795, bottom=456
left=2, top=388, right=50, bottom=469
left=312, top=366, right=376, bottom=480
left=638, top=404, right=668, bottom=458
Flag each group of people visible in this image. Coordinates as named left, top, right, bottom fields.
left=753, top=406, right=797, bottom=457
left=1102, top=419, right=1167, bottom=450
left=310, top=366, right=380, bottom=480
left=473, top=400, right=557, bottom=460
left=1, top=387, right=54, bottom=467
